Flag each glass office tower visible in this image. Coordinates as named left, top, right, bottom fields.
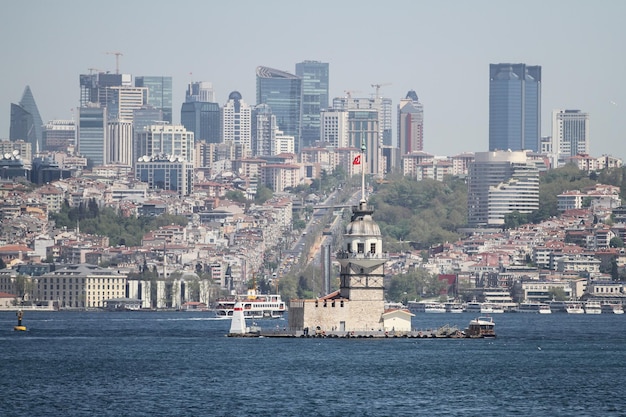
left=181, top=101, right=221, bottom=144
left=256, top=66, right=302, bottom=153
left=489, top=63, right=541, bottom=152
left=295, top=61, right=329, bottom=149
left=10, top=86, right=44, bottom=152
left=135, top=76, right=173, bottom=124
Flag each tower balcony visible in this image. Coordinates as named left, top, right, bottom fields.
left=336, top=251, right=388, bottom=261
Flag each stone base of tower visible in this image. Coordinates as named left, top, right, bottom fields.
left=288, top=291, right=385, bottom=333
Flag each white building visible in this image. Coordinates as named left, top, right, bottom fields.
left=320, top=108, right=349, bottom=148
left=222, top=91, right=252, bottom=157
left=551, top=109, right=590, bottom=167
left=134, top=124, right=194, bottom=167
left=468, top=150, right=539, bottom=227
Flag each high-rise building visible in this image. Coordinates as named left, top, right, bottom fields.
left=107, top=86, right=146, bottom=121
left=256, top=66, right=302, bottom=153
left=489, top=63, right=541, bottom=152
left=181, top=101, right=221, bottom=144
left=186, top=81, right=215, bottom=103
left=135, top=76, right=173, bottom=124
left=222, top=91, right=252, bottom=157
left=253, top=104, right=276, bottom=157
left=320, top=108, right=349, bottom=148
left=295, top=61, right=329, bottom=149
left=108, top=120, right=134, bottom=166
left=397, top=90, right=424, bottom=155
left=134, top=125, right=194, bottom=166
left=467, top=150, right=539, bottom=227
left=77, top=105, right=108, bottom=167
left=10, top=86, right=44, bottom=152
left=42, top=120, right=76, bottom=153
left=332, top=97, right=381, bottom=176
left=551, top=109, right=590, bottom=167
left=79, top=73, right=131, bottom=108
left=379, top=97, right=393, bottom=147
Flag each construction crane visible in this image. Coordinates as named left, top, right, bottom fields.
left=106, top=51, right=123, bottom=74
left=343, top=89, right=362, bottom=99
left=371, top=82, right=392, bottom=99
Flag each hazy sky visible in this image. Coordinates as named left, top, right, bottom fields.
left=2, top=0, right=625, bottom=158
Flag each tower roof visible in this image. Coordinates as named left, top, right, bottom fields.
left=346, top=200, right=381, bottom=236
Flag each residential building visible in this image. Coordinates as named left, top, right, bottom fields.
left=489, top=63, right=541, bottom=152
left=467, top=150, right=540, bottom=227
left=256, top=66, right=302, bottom=153
left=295, top=60, right=329, bottom=149
left=253, top=104, right=275, bottom=157
left=135, top=156, right=194, bottom=196
left=273, top=130, right=295, bottom=155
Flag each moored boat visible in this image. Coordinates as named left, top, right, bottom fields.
left=515, top=302, right=551, bottom=314
left=464, top=316, right=496, bottom=338
left=565, top=302, right=584, bottom=314
left=584, top=301, right=602, bottom=314
left=601, top=302, right=624, bottom=314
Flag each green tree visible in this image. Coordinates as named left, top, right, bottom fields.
left=225, top=189, right=247, bottom=204
left=610, top=237, right=624, bottom=248
left=255, top=185, right=274, bottom=204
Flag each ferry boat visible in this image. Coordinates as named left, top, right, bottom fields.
left=516, top=302, right=552, bottom=314
left=465, top=300, right=483, bottom=313
left=584, top=301, right=602, bottom=315
left=601, top=302, right=624, bottom=314
left=464, top=316, right=496, bottom=338
left=215, top=289, right=286, bottom=319
left=565, top=302, right=584, bottom=314
left=481, top=303, right=505, bottom=314
left=407, top=301, right=446, bottom=313
left=445, top=302, right=464, bottom=313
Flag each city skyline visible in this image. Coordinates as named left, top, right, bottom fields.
left=1, top=1, right=625, bottom=159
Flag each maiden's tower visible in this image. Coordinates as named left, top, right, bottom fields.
left=288, top=145, right=408, bottom=334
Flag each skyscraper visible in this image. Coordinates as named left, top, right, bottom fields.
left=551, top=109, right=590, bottom=167
left=186, top=81, right=215, bottom=103
left=222, top=91, right=252, bottom=157
left=181, top=102, right=221, bottom=144
left=256, top=66, right=302, bottom=153
left=489, top=63, right=541, bottom=152
left=10, top=86, right=44, bottom=152
left=77, top=105, right=108, bottom=167
left=332, top=97, right=381, bottom=175
left=397, top=90, right=424, bottom=155
left=295, top=61, right=329, bottom=149
left=135, top=76, right=173, bottom=124
left=253, top=104, right=276, bottom=157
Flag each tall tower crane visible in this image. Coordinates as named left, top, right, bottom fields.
left=106, top=51, right=124, bottom=74
left=371, top=82, right=392, bottom=99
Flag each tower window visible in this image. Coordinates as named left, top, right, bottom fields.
left=357, top=243, right=364, bottom=253
left=370, top=243, right=376, bottom=254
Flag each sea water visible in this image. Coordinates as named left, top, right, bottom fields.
left=1, top=311, right=626, bottom=417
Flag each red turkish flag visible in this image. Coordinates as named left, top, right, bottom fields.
left=352, top=155, right=361, bottom=165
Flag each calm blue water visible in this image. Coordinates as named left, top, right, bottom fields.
left=1, top=311, right=626, bottom=417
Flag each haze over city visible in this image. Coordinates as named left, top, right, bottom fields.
left=1, top=0, right=625, bottom=158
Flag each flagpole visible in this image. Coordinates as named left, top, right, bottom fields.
left=360, top=139, right=366, bottom=202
